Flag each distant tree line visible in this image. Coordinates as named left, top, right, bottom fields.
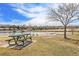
left=0, top=25, right=79, bottom=31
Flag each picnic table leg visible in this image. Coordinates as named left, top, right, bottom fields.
left=25, top=34, right=32, bottom=41
left=29, top=34, right=32, bottom=41
left=16, top=36, right=20, bottom=45
left=7, top=39, right=16, bottom=46
left=30, top=37, right=32, bottom=41
left=14, top=40, right=18, bottom=45
left=8, top=40, right=11, bottom=45
left=22, top=41, right=24, bottom=46
left=24, top=35, right=28, bottom=40
left=13, top=37, right=18, bottom=45
left=23, top=35, right=26, bottom=40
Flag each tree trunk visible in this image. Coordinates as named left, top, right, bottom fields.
left=64, top=25, right=67, bottom=39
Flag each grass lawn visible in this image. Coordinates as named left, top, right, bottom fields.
left=0, top=32, right=79, bottom=55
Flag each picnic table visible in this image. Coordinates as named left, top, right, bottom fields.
left=7, top=32, right=32, bottom=46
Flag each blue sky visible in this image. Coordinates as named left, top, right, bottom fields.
left=0, top=3, right=79, bottom=26
left=0, top=3, right=48, bottom=25
left=0, top=3, right=27, bottom=22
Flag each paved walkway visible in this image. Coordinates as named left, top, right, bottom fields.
left=0, top=40, right=8, bottom=47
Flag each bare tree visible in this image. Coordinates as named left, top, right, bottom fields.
left=47, top=3, right=79, bottom=39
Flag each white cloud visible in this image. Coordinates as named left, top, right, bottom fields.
left=12, top=4, right=50, bottom=26
left=25, top=13, right=63, bottom=26
left=48, top=3, right=60, bottom=9
left=14, top=8, right=29, bottom=17
left=27, top=6, right=47, bottom=13
left=13, top=4, right=48, bottom=17
left=25, top=17, right=63, bottom=26
left=23, top=4, right=63, bottom=26
left=10, top=3, right=79, bottom=26
left=25, top=17, right=47, bottom=26
left=12, top=4, right=63, bottom=26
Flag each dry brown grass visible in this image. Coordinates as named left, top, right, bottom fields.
left=0, top=32, right=79, bottom=55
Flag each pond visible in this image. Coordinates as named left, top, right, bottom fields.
left=0, top=31, right=66, bottom=36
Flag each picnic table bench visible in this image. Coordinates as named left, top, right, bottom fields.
left=6, top=33, right=32, bottom=46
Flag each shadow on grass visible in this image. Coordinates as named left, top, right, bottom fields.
left=8, top=41, right=32, bottom=50
left=65, top=37, right=79, bottom=45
